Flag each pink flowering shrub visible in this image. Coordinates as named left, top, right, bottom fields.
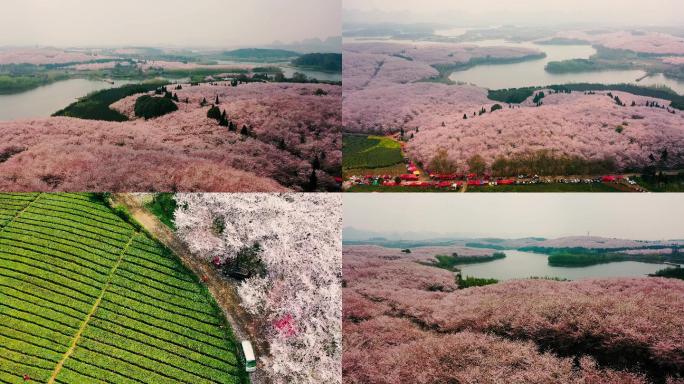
left=343, top=82, right=491, bottom=133
left=0, top=83, right=341, bottom=191
left=344, top=42, right=543, bottom=66
left=342, top=41, right=542, bottom=95
left=343, top=41, right=684, bottom=172
left=553, top=30, right=684, bottom=55
left=345, top=317, right=646, bottom=384
left=0, top=47, right=107, bottom=65
left=405, top=91, right=684, bottom=171
left=139, top=60, right=251, bottom=71
left=175, top=194, right=342, bottom=384
left=534, top=236, right=682, bottom=249
left=663, top=57, right=684, bottom=65
left=622, top=248, right=674, bottom=255
left=70, top=61, right=120, bottom=71
left=342, top=51, right=438, bottom=92
left=343, top=245, right=684, bottom=383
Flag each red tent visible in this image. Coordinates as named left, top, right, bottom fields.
left=432, top=174, right=458, bottom=180
left=400, top=174, right=419, bottom=181
left=467, top=173, right=477, bottom=179
left=467, top=180, right=482, bottom=186
left=438, top=181, right=453, bottom=188
left=498, top=179, right=515, bottom=185
left=602, top=175, right=617, bottom=182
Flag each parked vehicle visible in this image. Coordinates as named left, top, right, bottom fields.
left=241, top=340, right=257, bottom=373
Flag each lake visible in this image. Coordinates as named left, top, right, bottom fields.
left=0, top=63, right=341, bottom=121
left=0, top=78, right=133, bottom=121
left=449, top=40, right=684, bottom=94
left=456, top=250, right=666, bottom=280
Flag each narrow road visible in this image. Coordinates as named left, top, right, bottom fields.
left=111, top=194, right=269, bottom=384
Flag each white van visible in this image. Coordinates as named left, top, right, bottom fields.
left=241, top=340, right=257, bottom=373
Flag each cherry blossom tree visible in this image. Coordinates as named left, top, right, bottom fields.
left=0, top=83, right=341, bottom=191
left=175, top=193, right=342, bottom=384
left=343, top=245, right=684, bottom=383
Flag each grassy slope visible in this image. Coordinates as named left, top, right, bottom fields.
left=0, top=193, right=247, bottom=384
left=343, top=135, right=403, bottom=170
left=145, top=193, right=178, bottom=230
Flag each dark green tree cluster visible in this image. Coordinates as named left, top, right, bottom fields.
left=54, top=82, right=166, bottom=122
left=207, top=105, right=234, bottom=128
left=291, top=53, right=342, bottom=72
left=221, top=243, right=266, bottom=279
left=134, top=95, right=178, bottom=120
left=240, top=124, right=255, bottom=137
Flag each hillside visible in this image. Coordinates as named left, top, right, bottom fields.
left=343, top=245, right=684, bottom=384
left=0, top=82, right=342, bottom=192
left=0, top=193, right=247, bottom=383
left=342, top=40, right=684, bottom=176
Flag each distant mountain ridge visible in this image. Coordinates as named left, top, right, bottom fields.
left=343, top=227, right=683, bottom=250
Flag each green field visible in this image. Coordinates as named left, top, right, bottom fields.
left=634, top=174, right=684, bottom=192
left=0, top=193, right=246, bottom=384
left=342, top=135, right=404, bottom=170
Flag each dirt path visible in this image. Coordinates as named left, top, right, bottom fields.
left=111, top=194, right=269, bottom=384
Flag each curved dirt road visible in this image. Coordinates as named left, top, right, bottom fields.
left=111, top=193, right=269, bottom=384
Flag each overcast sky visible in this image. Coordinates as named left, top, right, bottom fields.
left=343, top=0, right=684, bottom=27
left=0, top=0, right=340, bottom=47
left=344, top=194, right=684, bottom=240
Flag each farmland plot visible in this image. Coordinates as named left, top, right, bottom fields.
left=342, top=135, right=403, bottom=170
left=0, top=193, right=246, bottom=384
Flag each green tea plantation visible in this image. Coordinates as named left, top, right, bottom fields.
left=0, top=193, right=247, bottom=384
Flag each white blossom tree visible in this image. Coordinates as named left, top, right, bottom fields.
left=175, top=193, right=342, bottom=384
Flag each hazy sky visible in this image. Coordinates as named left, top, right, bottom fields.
left=0, top=0, right=340, bottom=47
left=344, top=194, right=684, bottom=240
left=343, top=0, right=684, bottom=27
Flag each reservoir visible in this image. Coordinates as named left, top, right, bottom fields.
left=343, top=36, right=684, bottom=94
left=449, top=40, right=684, bottom=94
left=0, top=63, right=340, bottom=121
left=0, top=78, right=132, bottom=120
left=456, top=250, right=666, bottom=281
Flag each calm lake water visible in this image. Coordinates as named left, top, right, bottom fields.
left=449, top=40, right=684, bottom=94
left=0, top=78, right=133, bottom=121
left=456, top=250, right=665, bottom=281
left=0, top=63, right=340, bottom=121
